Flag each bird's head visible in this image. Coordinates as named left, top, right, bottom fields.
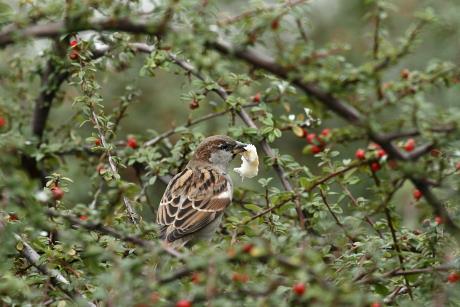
left=190, top=135, right=248, bottom=169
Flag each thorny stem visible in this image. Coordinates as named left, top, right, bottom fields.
left=90, top=108, right=139, bottom=225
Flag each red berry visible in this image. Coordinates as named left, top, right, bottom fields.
left=404, top=138, right=416, bottom=152
left=51, top=187, right=64, bottom=200
left=79, top=215, right=88, bottom=221
left=413, top=189, right=422, bottom=201
left=292, top=282, right=306, bottom=296
left=447, top=272, right=460, bottom=283
left=382, top=82, right=392, bottom=90
left=8, top=214, right=19, bottom=221
left=70, top=40, right=78, bottom=48
left=370, top=162, right=380, bottom=172
left=271, top=18, right=280, bottom=30
left=227, top=247, right=237, bottom=258
left=95, top=138, right=101, bottom=146
left=400, top=68, right=410, bottom=79
left=302, top=129, right=308, bottom=138
left=306, top=133, right=316, bottom=144
left=371, top=303, right=381, bottom=307
left=232, top=272, right=249, bottom=283
left=430, top=149, right=441, bottom=157
left=191, top=272, right=201, bottom=284
left=435, top=216, right=443, bottom=225
left=456, top=162, right=460, bottom=171
left=0, top=117, right=5, bottom=128
left=189, top=100, right=199, bottom=109
left=243, top=243, right=254, bottom=254
left=311, top=145, right=322, bottom=154
left=176, top=299, right=192, bottom=307
left=388, top=160, right=398, bottom=169
left=69, top=50, right=79, bottom=60
left=127, top=137, right=138, bottom=149
left=150, top=292, right=160, bottom=304
left=321, top=128, right=330, bottom=137
left=251, top=92, right=261, bottom=103
left=355, top=149, right=366, bottom=160
left=377, top=149, right=386, bottom=158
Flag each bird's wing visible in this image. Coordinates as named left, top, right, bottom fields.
left=156, top=166, right=231, bottom=242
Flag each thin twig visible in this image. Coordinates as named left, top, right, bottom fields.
left=242, top=162, right=364, bottom=224
left=384, top=207, right=414, bottom=300
left=319, top=189, right=355, bottom=242
left=14, top=233, right=96, bottom=306
left=358, top=261, right=457, bottom=284
left=90, top=109, right=138, bottom=225
left=0, top=18, right=164, bottom=48
left=45, top=208, right=184, bottom=258
left=144, top=103, right=262, bottom=147
left=217, top=0, right=308, bottom=26
left=210, top=38, right=460, bottom=235
left=130, top=42, right=307, bottom=229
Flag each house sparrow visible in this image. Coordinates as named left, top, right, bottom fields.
left=156, top=135, right=248, bottom=247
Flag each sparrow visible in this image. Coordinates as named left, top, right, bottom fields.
left=156, top=135, right=248, bottom=247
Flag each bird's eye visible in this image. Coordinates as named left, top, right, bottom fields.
left=219, top=143, right=230, bottom=150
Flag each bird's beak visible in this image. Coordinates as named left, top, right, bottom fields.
left=232, top=141, right=248, bottom=154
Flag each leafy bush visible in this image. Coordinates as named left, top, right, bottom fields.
left=1, top=0, right=460, bottom=306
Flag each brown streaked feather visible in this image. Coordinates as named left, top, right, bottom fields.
left=156, top=166, right=231, bottom=242
left=167, top=213, right=216, bottom=242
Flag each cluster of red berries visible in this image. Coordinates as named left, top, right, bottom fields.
left=69, top=39, right=79, bottom=60
left=95, top=136, right=138, bottom=149
left=354, top=143, right=387, bottom=172
left=300, top=128, right=331, bottom=154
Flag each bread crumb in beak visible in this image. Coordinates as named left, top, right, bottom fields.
left=233, top=144, right=259, bottom=180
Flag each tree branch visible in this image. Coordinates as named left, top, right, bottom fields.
left=14, top=233, right=96, bottom=306
left=0, top=18, right=162, bottom=48
left=6, top=17, right=458, bottom=234
left=384, top=208, right=413, bottom=299
left=209, top=39, right=460, bottom=235
left=89, top=108, right=139, bottom=225
left=129, top=43, right=306, bottom=229
left=143, top=103, right=260, bottom=147
left=45, top=208, right=184, bottom=258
